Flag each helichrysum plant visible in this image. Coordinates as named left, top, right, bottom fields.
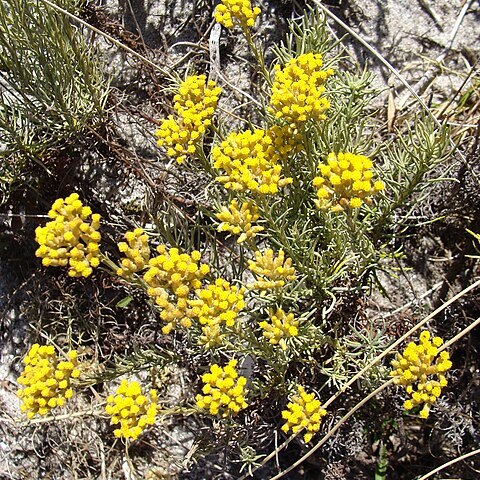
left=390, top=331, right=453, bottom=418
left=23, top=3, right=460, bottom=475
left=155, top=74, right=222, bottom=164
left=105, top=379, right=158, bottom=440
left=17, top=344, right=80, bottom=419
left=35, top=193, right=101, bottom=278
left=196, top=360, right=248, bottom=416
left=281, top=385, right=328, bottom=443
left=215, top=199, right=264, bottom=244
left=214, top=0, right=261, bottom=30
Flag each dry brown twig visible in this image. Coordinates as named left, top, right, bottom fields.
left=415, top=446, right=480, bottom=480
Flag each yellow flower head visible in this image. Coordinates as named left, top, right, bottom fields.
left=259, top=308, right=299, bottom=350
left=117, top=228, right=151, bottom=277
left=313, top=152, right=385, bottom=211
left=216, top=199, right=264, bottom=243
left=17, top=344, right=80, bottom=419
left=156, top=75, right=222, bottom=164
left=189, top=279, right=245, bottom=348
left=35, top=193, right=101, bottom=277
left=269, top=52, right=334, bottom=126
left=213, top=126, right=298, bottom=195
left=247, top=248, right=296, bottom=290
left=189, top=278, right=246, bottom=328
left=154, top=292, right=195, bottom=335
left=390, top=330, right=452, bottom=418
left=281, top=385, right=327, bottom=443
left=196, top=359, right=248, bottom=416
left=105, top=380, right=158, bottom=440
left=214, top=0, right=261, bottom=29
left=144, top=246, right=210, bottom=334
left=198, top=322, right=226, bottom=349
left=145, top=245, right=209, bottom=297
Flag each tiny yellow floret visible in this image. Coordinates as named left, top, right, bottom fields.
left=17, top=344, right=80, bottom=418
left=281, top=385, right=327, bottom=443
left=390, top=330, right=452, bottom=419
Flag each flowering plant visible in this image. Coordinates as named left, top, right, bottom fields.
left=19, top=2, right=463, bottom=478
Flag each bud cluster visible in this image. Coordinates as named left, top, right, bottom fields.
left=247, top=249, right=296, bottom=290
left=390, top=331, right=452, bottom=418
left=17, top=344, right=80, bottom=419
left=144, top=246, right=210, bottom=334
left=105, top=380, right=158, bottom=440
left=35, top=193, right=101, bottom=277
left=281, top=385, right=327, bottom=443
left=117, top=228, right=151, bottom=277
left=156, top=75, right=221, bottom=164
left=196, top=360, right=248, bottom=416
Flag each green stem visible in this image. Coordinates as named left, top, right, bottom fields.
left=345, top=207, right=359, bottom=238
left=99, top=252, right=149, bottom=291
left=242, top=26, right=272, bottom=87
left=375, top=439, right=388, bottom=480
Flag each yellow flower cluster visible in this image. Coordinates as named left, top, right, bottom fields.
left=196, top=360, right=248, bottom=416
left=190, top=278, right=245, bottom=327
left=269, top=53, right=334, bottom=126
left=281, top=385, right=327, bottom=443
left=117, top=228, right=151, bottom=277
left=17, top=344, right=80, bottom=419
left=248, top=249, right=296, bottom=290
left=106, top=380, right=158, bottom=440
left=214, top=0, right=261, bottom=29
left=156, top=75, right=222, bottom=164
left=35, top=193, right=101, bottom=277
left=212, top=126, right=298, bottom=195
left=216, top=199, right=264, bottom=243
left=259, top=308, right=299, bottom=350
left=190, top=278, right=245, bottom=347
left=144, top=246, right=210, bottom=334
left=198, top=323, right=225, bottom=349
left=390, top=331, right=452, bottom=419
left=313, top=152, right=385, bottom=211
